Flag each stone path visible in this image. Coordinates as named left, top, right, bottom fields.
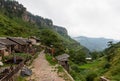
left=27, top=51, right=65, bottom=81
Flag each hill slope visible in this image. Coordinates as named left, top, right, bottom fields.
left=74, top=36, right=118, bottom=51
left=75, top=42, right=120, bottom=81
left=0, top=1, right=91, bottom=81
left=103, top=42, right=120, bottom=80
left=0, top=0, right=88, bottom=68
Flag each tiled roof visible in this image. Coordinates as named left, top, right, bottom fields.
left=7, top=37, right=28, bottom=45
left=22, top=38, right=32, bottom=43
left=56, top=54, right=70, bottom=61
left=0, top=38, right=17, bottom=45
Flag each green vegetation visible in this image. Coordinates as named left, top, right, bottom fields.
left=70, top=42, right=120, bottom=81
left=15, top=76, right=27, bottom=81
left=40, top=29, right=65, bottom=55
left=15, top=53, right=32, bottom=59
left=0, top=13, right=39, bottom=37
left=103, top=42, right=120, bottom=80
left=3, top=53, right=32, bottom=61
left=0, top=1, right=94, bottom=81
left=57, top=65, right=64, bottom=73
left=79, top=60, right=100, bottom=69
left=1, top=0, right=120, bottom=81
left=45, top=54, right=57, bottom=66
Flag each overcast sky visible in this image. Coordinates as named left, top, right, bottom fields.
left=16, top=0, right=120, bottom=40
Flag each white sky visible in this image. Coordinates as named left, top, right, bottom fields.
left=16, top=0, right=120, bottom=40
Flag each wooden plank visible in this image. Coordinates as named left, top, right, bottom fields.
left=0, top=61, right=24, bottom=81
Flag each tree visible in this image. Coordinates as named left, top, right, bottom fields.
left=74, top=49, right=86, bottom=64
left=90, top=51, right=99, bottom=60
left=40, top=29, right=65, bottom=55
left=107, top=41, right=113, bottom=47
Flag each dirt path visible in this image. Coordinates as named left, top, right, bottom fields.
left=27, top=51, right=65, bottom=81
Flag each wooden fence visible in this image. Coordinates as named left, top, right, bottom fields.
left=0, top=61, right=24, bottom=81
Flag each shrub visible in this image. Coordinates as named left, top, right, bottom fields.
left=45, top=54, right=57, bottom=65
left=71, top=64, right=81, bottom=73
left=104, top=62, right=111, bottom=69
left=86, top=72, right=97, bottom=81
left=70, top=70, right=86, bottom=81
left=57, top=65, right=63, bottom=73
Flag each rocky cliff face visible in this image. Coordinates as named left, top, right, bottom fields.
left=22, top=12, right=53, bottom=28
left=53, top=25, right=68, bottom=35
left=0, top=0, right=68, bottom=35
left=0, top=0, right=26, bottom=17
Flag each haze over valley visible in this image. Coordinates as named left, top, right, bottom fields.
left=74, top=36, right=119, bottom=51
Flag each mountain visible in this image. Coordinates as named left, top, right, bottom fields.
left=74, top=36, right=118, bottom=51
left=0, top=1, right=91, bottom=81
left=0, top=0, right=88, bottom=66
left=1, top=0, right=120, bottom=81
left=0, top=0, right=68, bottom=36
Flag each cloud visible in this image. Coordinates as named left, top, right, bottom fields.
left=17, top=0, right=120, bottom=39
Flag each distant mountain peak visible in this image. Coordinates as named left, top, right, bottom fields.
left=74, top=36, right=118, bottom=51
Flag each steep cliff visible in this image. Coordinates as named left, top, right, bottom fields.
left=0, top=0, right=67, bottom=36
left=53, top=25, right=68, bottom=36
left=0, top=0, right=86, bottom=52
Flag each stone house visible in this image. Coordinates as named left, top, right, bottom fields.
left=0, top=38, right=17, bottom=55
left=56, top=54, right=70, bottom=71
left=7, top=37, right=31, bottom=53
left=7, top=37, right=33, bottom=54
left=29, top=36, right=41, bottom=45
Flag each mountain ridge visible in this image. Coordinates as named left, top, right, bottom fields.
left=0, top=0, right=68, bottom=36
left=74, top=36, right=118, bottom=51
left=0, top=1, right=91, bottom=81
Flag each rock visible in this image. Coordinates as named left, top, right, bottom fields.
left=21, top=67, right=32, bottom=77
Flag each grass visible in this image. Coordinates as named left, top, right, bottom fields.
left=0, top=12, right=39, bottom=37
left=69, top=57, right=108, bottom=81
left=45, top=54, right=57, bottom=66
left=57, top=65, right=64, bottom=73
left=27, top=52, right=39, bottom=66
left=15, top=53, right=32, bottom=59
left=15, top=76, right=27, bottom=81
left=79, top=60, right=100, bottom=69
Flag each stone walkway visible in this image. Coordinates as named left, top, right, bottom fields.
left=27, top=51, right=65, bottom=81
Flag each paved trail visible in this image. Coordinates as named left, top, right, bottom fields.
left=27, top=51, right=65, bottom=81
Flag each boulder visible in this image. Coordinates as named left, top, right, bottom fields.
left=21, top=67, right=32, bottom=77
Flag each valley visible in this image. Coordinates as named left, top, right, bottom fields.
left=0, top=0, right=120, bottom=81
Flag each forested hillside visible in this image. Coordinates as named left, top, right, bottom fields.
left=0, top=1, right=89, bottom=80
left=1, top=0, right=119, bottom=81
left=71, top=41, right=120, bottom=81
left=103, top=42, right=120, bottom=80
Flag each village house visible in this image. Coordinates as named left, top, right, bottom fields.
left=0, top=44, right=6, bottom=60
left=56, top=54, right=70, bottom=71
left=29, top=36, right=41, bottom=45
left=7, top=37, right=32, bottom=53
left=0, top=38, right=17, bottom=56
left=22, top=38, right=35, bottom=54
